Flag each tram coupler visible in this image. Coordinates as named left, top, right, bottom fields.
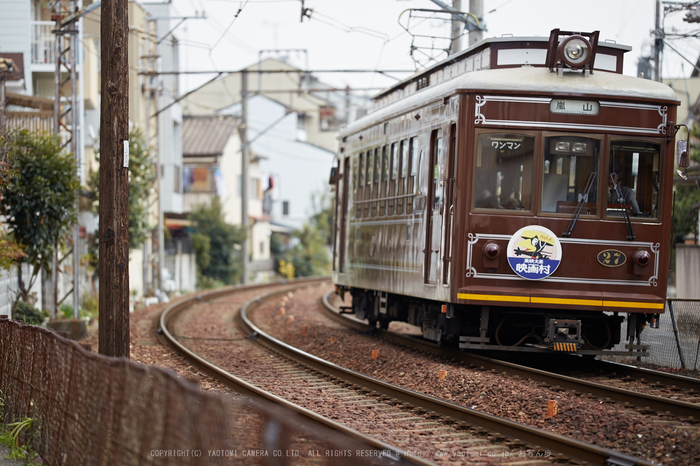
left=545, top=319, right=582, bottom=352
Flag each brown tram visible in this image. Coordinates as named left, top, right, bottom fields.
left=330, top=29, right=689, bottom=355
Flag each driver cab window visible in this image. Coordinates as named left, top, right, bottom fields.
left=541, top=136, right=600, bottom=215
left=607, top=140, right=661, bottom=218
left=474, top=133, right=534, bottom=210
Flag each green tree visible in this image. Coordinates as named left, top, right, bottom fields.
left=0, top=130, right=80, bottom=302
left=674, top=125, right=700, bottom=243
left=0, top=130, right=26, bottom=271
left=87, top=126, right=156, bottom=248
left=188, top=198, right=245, bottom=286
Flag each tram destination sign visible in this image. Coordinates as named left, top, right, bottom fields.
left=549, top=99, right=600, bottom=115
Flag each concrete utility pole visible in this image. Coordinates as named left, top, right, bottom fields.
left=655, top=0, right=663, bottom=82
left=240, top=70, right=249, bottom=284
left=450, top=0, right=462, bottom=55
left=143, top=20, right=152, bottom=295
left=98, top=0, right=130, bottom=358
left=468, top=0, right=484, bottom=46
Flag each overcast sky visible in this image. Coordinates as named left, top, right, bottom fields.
left=156, top=0, right=700, bottom=94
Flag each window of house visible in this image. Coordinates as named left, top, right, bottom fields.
left=184, top=165, right=214, bottom=193
left=173, top=165, right=181, bottom=194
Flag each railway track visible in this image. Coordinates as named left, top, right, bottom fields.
left=323, top=295, right=700, bottom=421
left=321, top=291, right=700, bottom=422
left=159, top=280, right=654, bottom=466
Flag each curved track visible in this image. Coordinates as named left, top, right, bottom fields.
left=160, top=280, right=435, bottom=466
left=159, top=281, right=655, bottom=466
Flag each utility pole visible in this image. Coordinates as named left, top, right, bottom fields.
left=143, top=20, right=152, bottom=296
left=99, top=0, right=130, bottom=358
left=146, top=17, right=165, bottom=294
left=468, top=0, right=484, bottom=46
left=240, top=70, right=249, bottom=284
left=655, top=0, right=663, bottom=82
left=450, top=0, right=462, bottom=55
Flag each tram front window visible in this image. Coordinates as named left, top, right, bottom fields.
left=607, top=140, right=661, bottom=218
left=541, top=136, right=600, bottom=215
left=474, top=133, right=534, bottom=210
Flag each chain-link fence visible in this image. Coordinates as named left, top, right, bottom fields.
left=603, top=299, right=700, bottom=371
left=0, top=317, right=400, bottom=465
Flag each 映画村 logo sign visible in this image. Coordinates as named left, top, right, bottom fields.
left=506, top=226, right=562, bottom=280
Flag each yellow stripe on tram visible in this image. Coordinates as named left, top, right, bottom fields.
left=457, top=293, right=529, bottom=303
left=458, top=293, right=664, bottom=311
left=531, top=296, right=602, bottom=307
left=603, top=300, right=665, bottom=310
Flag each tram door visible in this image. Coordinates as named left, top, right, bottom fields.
left=424, top=130, right=444, bottom=284
left=338, top=157, right=350, bottom=273
left=441, top=124, right=457, bottom=285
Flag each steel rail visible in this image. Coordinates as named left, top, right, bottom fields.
left=236, top=289, right=656, bottom=466
left=159, top=279, right=435, bottom=466
left=582, top=359, right=700, bottom=392
left=321, top=291, right=700, bottom=420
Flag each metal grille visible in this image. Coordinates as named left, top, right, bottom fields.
left=603, top=299, right=700, bottom=371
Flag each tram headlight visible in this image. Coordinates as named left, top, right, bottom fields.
left=558, top=35, right=592, bottom=68
left=483, top=242, right=501, bottom=259
left=633, top=250, right=650, bottom=267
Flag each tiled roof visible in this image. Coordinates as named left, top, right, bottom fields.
left=183, top=115, right=239, bottom=157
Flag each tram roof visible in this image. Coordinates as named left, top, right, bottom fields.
left=339, top=66, right=680, bottom=138
left=374, top=35, right=632, bottom=102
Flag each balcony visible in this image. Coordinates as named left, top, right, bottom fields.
left=31, top=21, right=61, bottom=71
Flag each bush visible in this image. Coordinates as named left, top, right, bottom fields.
left=12, top=301, right=46, bottom=325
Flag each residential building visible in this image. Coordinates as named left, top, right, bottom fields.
left=0, top=0, right=188, bottom=318
left=182, top=114, right=274, bottom=282
left=181, top=58, right=361, bottom=234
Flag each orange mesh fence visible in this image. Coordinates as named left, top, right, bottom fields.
left=0, top=317, right=405, bottom=466
left=0, top=317, right=229, bottom=465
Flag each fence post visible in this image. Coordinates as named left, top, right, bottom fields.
left=668, top=299, right=686, bottom=369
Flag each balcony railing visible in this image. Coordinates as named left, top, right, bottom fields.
left=31, top=21, right=58, bottom=67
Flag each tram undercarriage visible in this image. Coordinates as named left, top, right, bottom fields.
left=346, top=288, right=653, bottom=355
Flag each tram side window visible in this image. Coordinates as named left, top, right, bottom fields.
left=407, top=138, right=419, bottom=214
left=365, top=150, right=373, bottom=217
left=541, top=136, right=600, bottom=215
left=607, top=140, right=661, bottom=218
left=372, top=147, right=380, bottom=216
left=356, top=153, right=364, bottom=217
left=380, top=146, right=389, bottom=216
left=388, top=143, right=398, bottom=215
left=433, top=136, right=443, bottom=211
left=474, top=133, right=534, bottom=210
left=397, top=140, right=408, bottom=215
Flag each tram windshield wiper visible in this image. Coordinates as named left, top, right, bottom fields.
left=563, top=171, right=596, bottom=238
left=610, top=173, right=635, bottom=241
